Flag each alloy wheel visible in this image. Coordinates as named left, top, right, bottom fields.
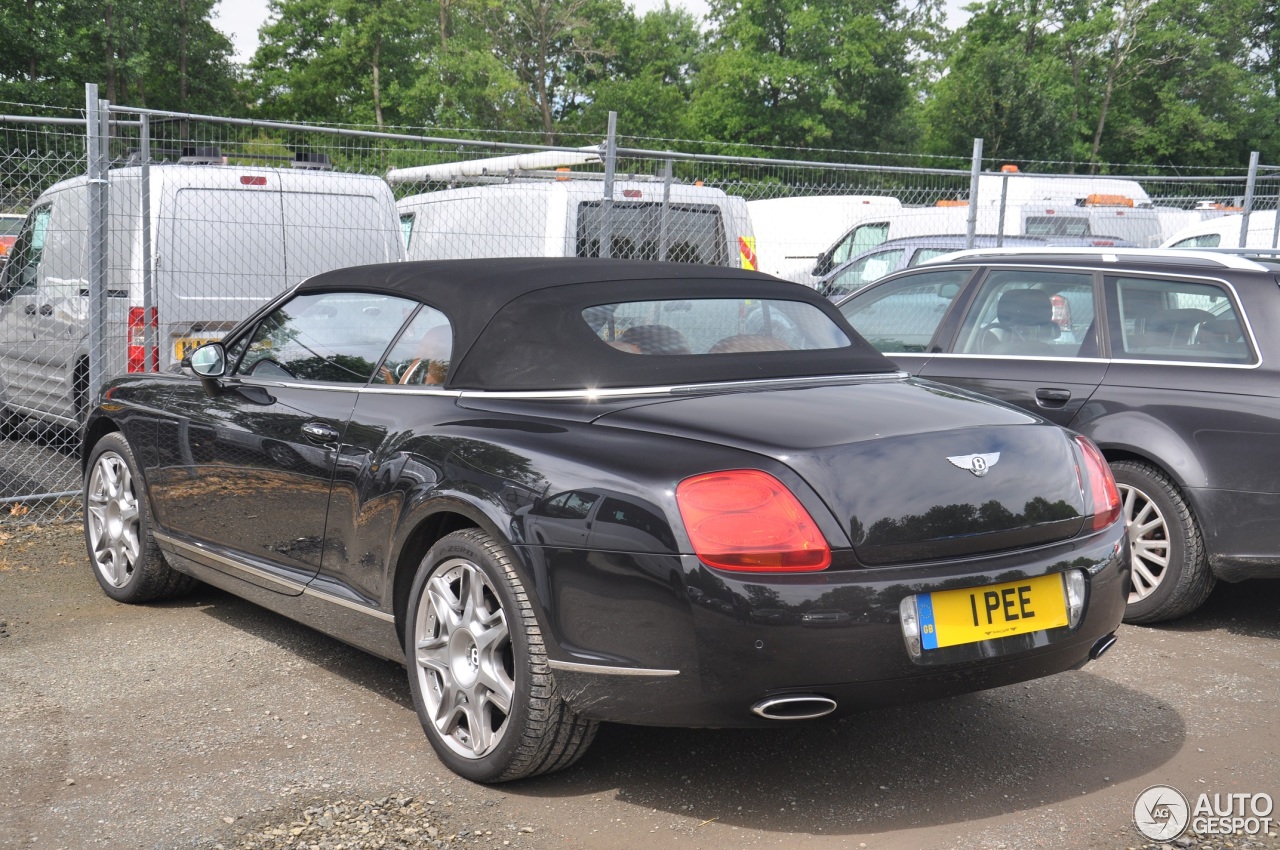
left=85, top=451, right=142, bottom=588
left=1119, top=482, right=1170, bottom=603
left=413, top=558, right=515, bottom=760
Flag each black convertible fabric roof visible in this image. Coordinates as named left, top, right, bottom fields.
left=297, top=258, right=894, bottom=391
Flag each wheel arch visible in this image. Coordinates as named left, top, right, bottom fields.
left=1076, top=411, right=1208, bottom=489
left=389, top=496, right=521, bottom=648
left=80, top=414, right=121, bottom=473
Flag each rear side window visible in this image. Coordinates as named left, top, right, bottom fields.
left=576, top=202, right=725, bottom=265
left=954, top=270, right=1097, bottom=357
left=586, top=298, right=850, bottom=354
left=839, top=269, right=968, bottom=353
left=1105, top=276, right=1252, bottom=363
left=1171, top=233, right=1222, bottom=248
left=234, top=291, right=418, bottom=383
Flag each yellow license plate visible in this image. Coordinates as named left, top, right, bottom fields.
left=174, top=337, right=221, bottom=361
left=917, top=573, right=1069, bottom=650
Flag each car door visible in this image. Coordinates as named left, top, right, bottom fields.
left=837, top=268, right=974, bottom=376
left=0, top=206, right=52, bottom=415
left=146, top=289, right=419, bottom=593
left=917, top=267, right=1108, bottom=426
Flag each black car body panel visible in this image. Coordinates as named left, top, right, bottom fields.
left=84, top=258, right=1127, bottom=734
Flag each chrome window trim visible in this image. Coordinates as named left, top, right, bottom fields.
left=454, top=372, right=908, bottom=401
left=924, top=352, right=1262, bottom=370
left=548, top=660, right=680, bottom=677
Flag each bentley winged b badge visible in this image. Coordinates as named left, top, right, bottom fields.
left=947, top=452, right=1001, bottom=477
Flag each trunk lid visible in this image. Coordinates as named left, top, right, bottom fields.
left=595, top=379, right=1088, bottom=565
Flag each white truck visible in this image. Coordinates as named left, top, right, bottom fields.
left=0, top=163, right=404, bottom=430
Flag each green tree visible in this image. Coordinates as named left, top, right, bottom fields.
left=687, top=0, right=943, bottom=151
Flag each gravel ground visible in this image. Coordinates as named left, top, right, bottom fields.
left=2, top=522, right=1279, bottom=850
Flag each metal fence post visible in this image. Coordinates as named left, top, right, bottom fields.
left=966, top=138, right=983, bottom=249
left=1272, top=173, right=1280, bottom=250
left=140, top=113, right=155, bottom=370
left=1240, top=151, right=1260, bottom=248
left=996, top=175, right=1009, bottom=248
left=600, top=111, right=618, bottom=259
left=86, top=84, right=110, bottom=413
left=659, top=158, right=673, bottom=261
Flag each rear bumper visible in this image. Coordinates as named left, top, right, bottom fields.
left=534, top=522, right=1129, bottom=728
left=1187, top=487, right=1280, bottom=582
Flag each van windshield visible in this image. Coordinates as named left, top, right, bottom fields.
left=576, top=202, right=725, bottom=265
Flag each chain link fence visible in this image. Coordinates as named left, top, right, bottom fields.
left=1, top=85, right=1278, bottom=526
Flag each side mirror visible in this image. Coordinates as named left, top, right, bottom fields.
left=189, top=342, right=226, bottom=378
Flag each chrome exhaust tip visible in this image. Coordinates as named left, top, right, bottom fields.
left=751, top=694, right=837, bottom=721
left=1090, top=633, right=1118, bottom=660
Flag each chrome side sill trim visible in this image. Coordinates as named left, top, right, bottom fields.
left=303, top=586, right=396, bottom=623
left=156, top=530, right=304, bottom=593
left=548, top=660, right=680, bottom=677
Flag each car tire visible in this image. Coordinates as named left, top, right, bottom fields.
left=405, top=528, right=598, bottom=782
left=1112, top=460, right=1215, bottom=624
left=83, top=432, right=196, bottom=603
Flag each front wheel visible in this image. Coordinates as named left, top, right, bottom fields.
left=405, top=529, right=597, bottom=782
left=83, top=432, right=195, bottom=603
left=1112, top=460, right=1214, bottom=624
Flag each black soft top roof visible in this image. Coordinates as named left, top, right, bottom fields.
left=297, top=258, right=894, bottom=390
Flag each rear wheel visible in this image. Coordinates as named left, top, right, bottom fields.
left=405, top=529, right=597, bottom=782
left=83, top=432, right=195, bottom=603
left=1112, top=460, right=1214, bottom=624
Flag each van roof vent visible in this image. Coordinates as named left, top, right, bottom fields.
left=293, top=152, right=333, bottom=171
left=178, top=146, right=224, bottom=165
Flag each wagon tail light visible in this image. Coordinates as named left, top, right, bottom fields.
left=128, top=307, right=159, bottom=373
left=1074, top=436, right=1121, bottom=531
left=676, top=470, right=831, bottom=571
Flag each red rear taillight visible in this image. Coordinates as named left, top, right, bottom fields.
left=1075, top=436, right=1121, bottom=531
left=240, top=175, right=267, bottom=186
left=676, top=470, right=831, bottom=572
left=1050, top=294, right=1071, bottom=328
left=127, top=307, right=158, bottom=373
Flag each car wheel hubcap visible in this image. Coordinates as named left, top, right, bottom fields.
left=86, top=451, right=141, bottom=588
left=1119, top=482, right=1170, bottom=603
left=414, top=558, right=514, bottom=760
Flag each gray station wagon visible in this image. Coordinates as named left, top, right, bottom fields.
left=838, top=248, right=1280, bottom=623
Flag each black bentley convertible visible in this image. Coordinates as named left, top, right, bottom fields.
left=81, top=258, right=1128, bottom=782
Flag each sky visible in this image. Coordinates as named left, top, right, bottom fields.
left=213, top=0, right=969, bottom=64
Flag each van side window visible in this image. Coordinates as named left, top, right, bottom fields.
left=2, top=207, right=52, bottom=293
left=575, top=202, right=725, bottom=266
left=399, top=212, right=414, bottom=250
left=1105, top=276, right=1253, bottom=364
left=234, top=291, right=419, bottom=383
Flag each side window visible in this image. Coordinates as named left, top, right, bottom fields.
left=233, top=291, right=418, bottom=383
left=2, top=207, right=51, bottom=294
left=912, top=248, right=953, bottom=266
left=831, top=222, right=889, bottom=266
left=838, top=269, right=970, bottom=353
left=378, top=305, right=453, bottom=386
left=1025, top=216, right=1091, bottom=237
left=1171, top=234, right=1221, bottom=249
left=1105, top=276, right=1252, bottom=364
left=399, top=212, right=414, bottom=250
left=825, top=249, right=905, bottom=300
left=954, top=270, right=1096, bottom=357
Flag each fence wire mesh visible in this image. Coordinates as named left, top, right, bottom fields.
left=1, top=93, right=1278, bottom=526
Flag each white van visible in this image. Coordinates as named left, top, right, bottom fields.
left=0, top=163, right=404, bottom=429
left=745, top=196, right=903, bottom=283
left=1162, top=211, right=1280, bottom=249
left=397, top=179, right=755, bottom=269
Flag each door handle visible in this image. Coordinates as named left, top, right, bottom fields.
left=1035, top=388, right=1072, bottom=407
left=301, top=422, right=340, bottom=443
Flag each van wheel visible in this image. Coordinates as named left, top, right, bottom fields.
left=1112, top=460, right=1215, bottom=624
left=83, top=432, right=196, bottom=603
left=405, top=529, right=597, bottom=782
